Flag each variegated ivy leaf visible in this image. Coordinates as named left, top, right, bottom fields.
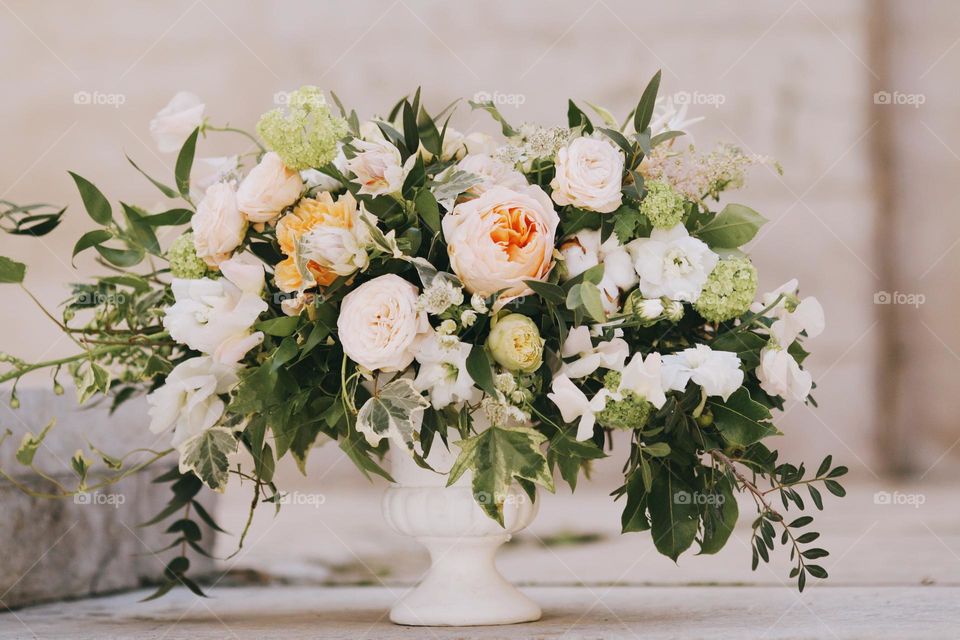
left=406, top=256, right=461, bottom=290
left=356, top=378, right=429, bottom=451
left=430, top=167, right=483, bottom=211
left=178, top=427, right=237, bottom=492
left=360, top=214, right=404, bottom=259
left=15, top=419, right=55, bottom=466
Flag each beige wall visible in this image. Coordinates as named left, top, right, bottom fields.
left=1, top=0, right=957, bottom=479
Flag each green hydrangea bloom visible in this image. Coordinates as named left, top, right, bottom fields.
left=640, top=180, right=685, bottom=229
left=595, top=371, right=653, bottom=431
left=167, top=232, right=208, bottom=279
left=256, top=86, right=348, bottom=170
left=694, top=257, right=758, bottom=322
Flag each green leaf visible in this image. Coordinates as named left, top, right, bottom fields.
left=0, top=256, right=26, bottom=283
left=122, top=204, right=161, bottom=255
left=69, top=172, right=112, bottom=225
left=127, top=156, right=179, bottom=199
left=15, top=420, right=55, bottom=466
left=175, top=128, right=200, bottom=199
left=710, top=387, right=779, bottom=447
left=447, top=425, right=554, bottom=526
left=465, top=345, right=497, bottom=397
left=648, top=470, right=699, bottom=561
left=178, top=427, right=237, bottom=492
left=402, top=99, right=420, bottom=155
left=355, top=378, right=429, bottom=450
left=72, top=229, right=113, bottom=261
left=698, top=476, right=739, bottom=555
left=643, top=442, right=671, bottom=457
left=585, top=101, right=619, bottom=128
left=468, top=100, right=518, bottom=137
left=145, top=208, right=193, bottom=226
left=567, top=100, right=594, bottom=134
left=694, top=204, right=767, bottom=249
left=414, top=188, right=441, bottom=234
left=633, top=70, right=662, bottom=134
left=255, top=315, right=300, bottom=337
left=524, top=279, right=566, bottom=305
left=548, top=430, right=605, bottom=492
left=621, top=471, right=651, bottom=533
left=711, top=331, right=767, bottom=369
left=95, top=244, right=145, bottom=267
left=566, top=282, right=606, bottom=323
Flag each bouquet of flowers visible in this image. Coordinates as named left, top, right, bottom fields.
left=0, top=72, right=845, bottom=598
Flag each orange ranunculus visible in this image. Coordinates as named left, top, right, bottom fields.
left=274, top=191, right=359, bottom=292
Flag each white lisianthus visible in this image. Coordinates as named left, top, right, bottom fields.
left=347, top=138, right=414, bottom=196
left=236, top=152, right=304, bottom=223
left=752, top=279, right=825, bottom=346
left=191, top=182, right=246, bottom=267
left=443, top=185, right=559, bottom=300
left=559, top=326, right=629, bottom=379
left=163, top=253, right=268, bottom=364
left=150, top=91, right=205, bottom=153
left=550, top=136, right=624, bottom=213
left=627, top=224, right=719, bottom=302
left=757, top=346, right=812, bottom=402
left=147, top=356, right=239, bottom=449
left=661, top=344, right=743, bottom=401
left=619, top=352, right=667, bottom=409
left=337, top=274, right=429, bottom=371
left=457, top=154, right=528, bottom=195
left=547, top=374, right=612, bottom=441
left=413, top=332, right=481, bottom=409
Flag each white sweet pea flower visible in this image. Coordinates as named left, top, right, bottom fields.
left=150, top=91, right=205, bottom=153
left=147, top=356, right=239, bottom=449
left=163, top=253, right=268, bottom=364
left=619, top=352, right=667, bottom=409
left=547, top=373, right=611, bottom=441
left=347, top=138, right=414, bottom=196
left=752, top=279, right=825, bottom=345
left=413, top=332, right=481, bottom=409
left=757, top=346, right=812, bottom=402
left=559, top=326, right=629, bottom=379
left=627, top=224, right=719, bottom=302
left=649, top=96, right=705, bottom=138
left=661, top=344, right=743, bottom=401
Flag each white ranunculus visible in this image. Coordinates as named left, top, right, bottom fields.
left=337, top=274, right=429, bottom=371
left=550, top=136, right=624, bottom=213
left=413, top=332, right=481, bottom=409
left=236, top=152, right=304, bottom=223
left=619, top=352, right=667, bottom=409
left=661, top=344, right=743, bottom=401
left=443, top=185, right=559, bottom=300
left=757, top=346, right=812, bottom=402
left=559, top=325, right=629, bottom=379
left=147, top=356, right=239, bottom=449
left=191, top=182, right=246, bottom=267
left=457, top=153, right=528, bottom=195
left=347, top=138, right=413, bottom=196
left=191, top=156, right=238, bottom=200
left=163, top=253, right=267, bottom=364
left=547, top=374, right=611, bottom=441
left=627, top=224, right=719, bottom=302
left=150, top=91, right=205, bottom=153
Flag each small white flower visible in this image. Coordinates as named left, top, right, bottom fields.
left=150, top=91, right=205, bottom=153
left=438, top=319, right=458, bottom=335
left=752, top=280, right=825, bottom=346
left=757, top=346, right=812, bottom=402
left=460, top=309, right=478, bottom=327
left=635, top=298, right=665, bottom=321
left=418, top=278, right=464, bottom=315
left=413, top=332, right=480, bottom=409
left=627, top=224, right=719, bottom=302
left=559, top=326, right=629, bottom=379
left=619, top=352, right=667, bottom=409
left=661, top=344, right=743, bottom=401
left=471, top=293, right=489, bottom=314
left=547, top=374, right=611, bottom=441
left=482, top=394, right=529, bottom=427
left=494, top=372, right=517, bottom=395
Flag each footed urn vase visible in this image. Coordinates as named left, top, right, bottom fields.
left=381, top=436, right=541, bottom=626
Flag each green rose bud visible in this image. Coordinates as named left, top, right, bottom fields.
left=486, top=313, right=544, bottom=373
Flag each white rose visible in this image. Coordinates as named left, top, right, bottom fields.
left=442, top=185, right=559, bottom=300
left=150, top=91, right=205, bottom=153
left=236, top=152, right=304, bottom=223
left=627, top=224, right=719, bottom=302
left=550, top=136, right=624, bottom=213
left=457, top=153, right=528, bottom=195
left=338, top=274, right=429, bottom=371
left=661, top=345, right=743, bottom=401
left=757, top=346, right=812, bottom=402
left=147, top=356, right=239, bottom=449
left=191, top=182, right=246, bottom=266
left=163, top=253, right=267, bottom=364
left=347, top=138, right=413, bottom=196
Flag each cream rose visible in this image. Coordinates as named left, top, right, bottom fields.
left=191, top=182, right=246, bottom=266
left=442, top=185, right=559, bottom=300
left=236, top=152, right=303, bottom=223
left=337, top=274, right=429, bottom=371
left=347, top=138, right=412, bottom=196
left=149, top=91, right=205, bottom=154
left=457, top=153, right=528, bottom=195
left=550, top=136, right=624, bottom=213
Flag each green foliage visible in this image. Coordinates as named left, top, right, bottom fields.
left=694, top=203, right=767, bottom=248
left=178, top=427, right=237, bottom=492
left=0, top=256, right=26, bottom=283
left=355, top=378, right=430, bottom=451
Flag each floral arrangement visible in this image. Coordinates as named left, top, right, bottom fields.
left=0, top=72, right=846, bottom=598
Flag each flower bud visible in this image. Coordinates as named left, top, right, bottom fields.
left=486, top=313, right=544, bottom=373
left=663, top=298, right=684, bottom=322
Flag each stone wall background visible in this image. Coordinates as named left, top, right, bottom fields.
left=0, top=0, right=957, bottom=493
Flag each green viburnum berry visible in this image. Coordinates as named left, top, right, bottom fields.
left=694, top=257, right=758, bottom=322
left=640, top=180, right=685, bottom=229
left=256, top=86, right=348, bottom=170
left=167, top=232, right=208, bottom=279
left=595, top=371, right=652, bottom=431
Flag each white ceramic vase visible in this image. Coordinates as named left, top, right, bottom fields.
left=381, top=434, right=541, bottom=627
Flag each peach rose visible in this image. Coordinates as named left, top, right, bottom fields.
left=442, top=185, right=559, bottom=300
left=236, top=152, right=303, bottom=223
